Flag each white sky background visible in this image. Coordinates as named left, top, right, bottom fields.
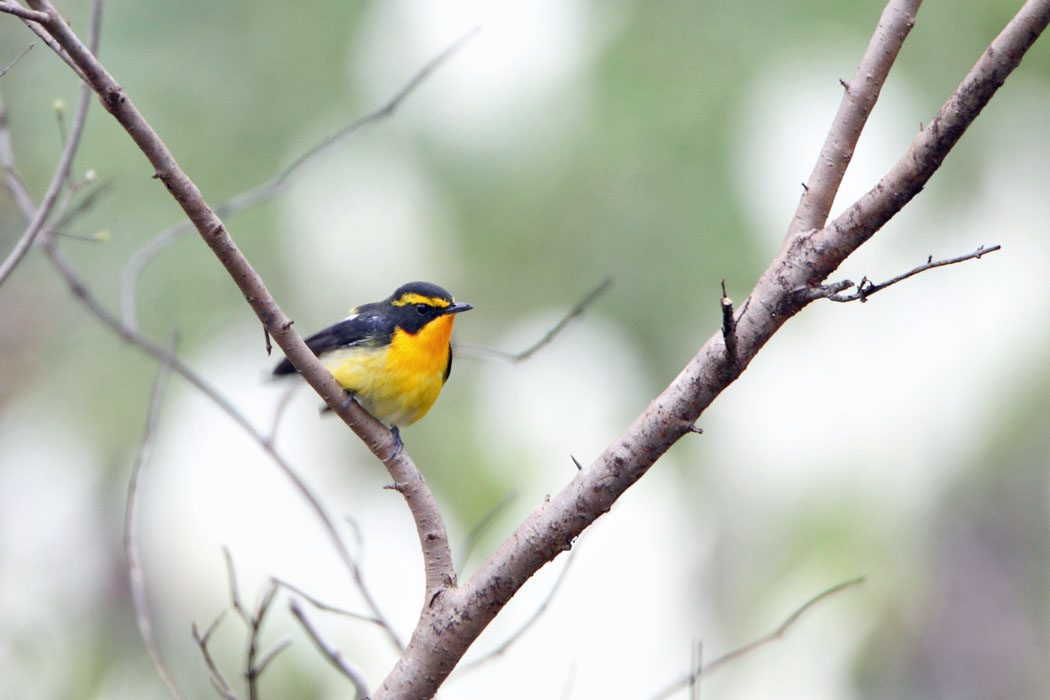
left=1, top=2, right=1049, bottom=700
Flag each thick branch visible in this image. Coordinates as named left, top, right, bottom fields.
left=373, top=2, right=1050, bottom=696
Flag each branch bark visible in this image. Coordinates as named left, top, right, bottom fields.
left=373, top=1, right=1050, bottom=696
left=21, top=0, right=456, bottom=600
left=788, top=0, right=922, bottom=238
left=7, top=0, right=1049, bottom=698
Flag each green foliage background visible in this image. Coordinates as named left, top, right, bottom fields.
left=1, top=1, right=1048, bottom=698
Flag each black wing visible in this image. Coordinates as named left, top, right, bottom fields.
left=272, top=307, right=394, bottom=376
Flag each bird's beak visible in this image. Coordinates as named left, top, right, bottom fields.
left=446, top=302, right=473, bottom=315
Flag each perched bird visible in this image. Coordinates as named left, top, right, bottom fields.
left=273, top=281, right=472, bottom=431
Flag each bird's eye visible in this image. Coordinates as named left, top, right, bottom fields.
left=415, top=303, right=429, bottom=315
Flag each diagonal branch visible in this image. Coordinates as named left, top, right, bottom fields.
left=798, top=0, right=1050, bottom=285
left=42, top=237, right=404, bottom=651
left=11, top=1, right=1048, bottom=698
left=788, top=0, right=922, bottom=238
left=373, top=2, right=1050, bottom=696
left=19, top=0, right=456, bottom=599
left=0, top=3, right=94, bottom=287
left=290, top=598, right=371, bottom=700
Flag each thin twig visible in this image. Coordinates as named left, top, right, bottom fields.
left=118, top=26, right=481, bottom=329
left=0, top=42, right=34, bottom=77
left=42, top=239, right=404, bottom=650
left=0, top=14, right=93, bottom=287
left=272, top=577, right=383, bottom=625
left=224, top=549, right=287, bottom=700
left=254, top=637, right=293, bottom=679
left=690, top=640, right=702, bottom=700
left=124, top=330, right=187, bottom=700
left=456, top=278, right=612, bottom=363
left=3, top=1, right=88, bottom=82
left=246, top=582, right=280, bottom=700
left=290, top=598, right=372, bottom=700
left=788, top=0, right=921, bottom=237
left=456, top=546, right=580, bottom=674
left=649, top=577, right=866, bottom=700
left=456, top=490, right=517, bottom=571
left=0, top=89, right=38, bottom=222
left=809, top=244, right=1002, bottom=303
left=701, top=576, right=865, bottom=674
left=223, top=547, right=249, bottom=624
left=266, top=382, right=299, bottom=445
left=192, top=613, right=238, bottom=700
left=51, top=179, right=113, bottom=230
left=26, top=0, right=455, bottom=623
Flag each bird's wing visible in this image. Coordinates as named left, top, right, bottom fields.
left=272, top=308, right=392, bottom=376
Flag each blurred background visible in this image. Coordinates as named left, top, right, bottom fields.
left=1, top=0, right=1048, bottom=698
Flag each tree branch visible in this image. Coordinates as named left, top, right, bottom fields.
left=0, top=1, right=48, bottom=23
left=788, top=0, right=921, bottom=238
left=10, top=0, right=1047, bottom=697
left=191, top=612, right=238, bottom=700
left=0, top=42, right=34, bottom=78
left=455, top=278, right=612, bottom=363
left=807, top=243, right=1002, bottom=303
left=41, top=237, right=404, bottom=650
left=0, top=6, right=93, bottom=287
left=290, top=598, right=371, bottom=700
left=372, top=2, right=1050, bottom=696
left=125, top=331, right=187, bottom=700
left=19, top=0, right=456, bottom=605
left=650, top=577, right=866, bottom=699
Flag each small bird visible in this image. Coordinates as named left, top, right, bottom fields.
left=273, top=281, right=472, bottom=431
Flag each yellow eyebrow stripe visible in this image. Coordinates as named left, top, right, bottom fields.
left=392, top=293, right=451, bottom=308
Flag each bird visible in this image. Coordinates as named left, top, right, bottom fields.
left=273, top=281, right=472, bottom=435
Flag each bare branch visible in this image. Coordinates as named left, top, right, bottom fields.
left=807, top=244, right=1002, bottom=303
left=803, top=0, right=1050, bottom=284
left=0, top=26, right=93, bottom=287
left=20, top=0, right=456, bottom=603
left=125, top=330, right=187, bottom=700
left=456, top=545, right=579, bottom=674
left=456, top=491, right=517, bottom=571
left=222, top=547, right=249, bottom=625
left=17, top=0, right=1045, bottom=697
left=788, top=0, right=921, bottom=237
left=374, top=2, right=1050, bottom=695
left=0, top=1, right=48, bottom=22
left=455, top=278, right=612, bottom=363
left=119, top=26, right=481, bottom=329
left=272, top=577, right=384, bottom=625
left=1, top=1, right=88, bottom=82
left=0, top=42, right=34, bottom=77
left=223, top=549, right=287, bottom=700
left=701, top=576, right=865, bottom=676
left=0, top=90, right=37, bottom=221
left=649, top=577, right=866, bottom=700
left=192, top=613, right=238, bottom=700
left=41, top=238, right=404, bottom=650
left=290, top=598, right=371, bottom=700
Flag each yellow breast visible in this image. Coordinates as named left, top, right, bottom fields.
left=320, top=315, right=456, bottom=427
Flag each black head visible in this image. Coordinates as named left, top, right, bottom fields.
left=387, top=281, right=472, bottom=334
